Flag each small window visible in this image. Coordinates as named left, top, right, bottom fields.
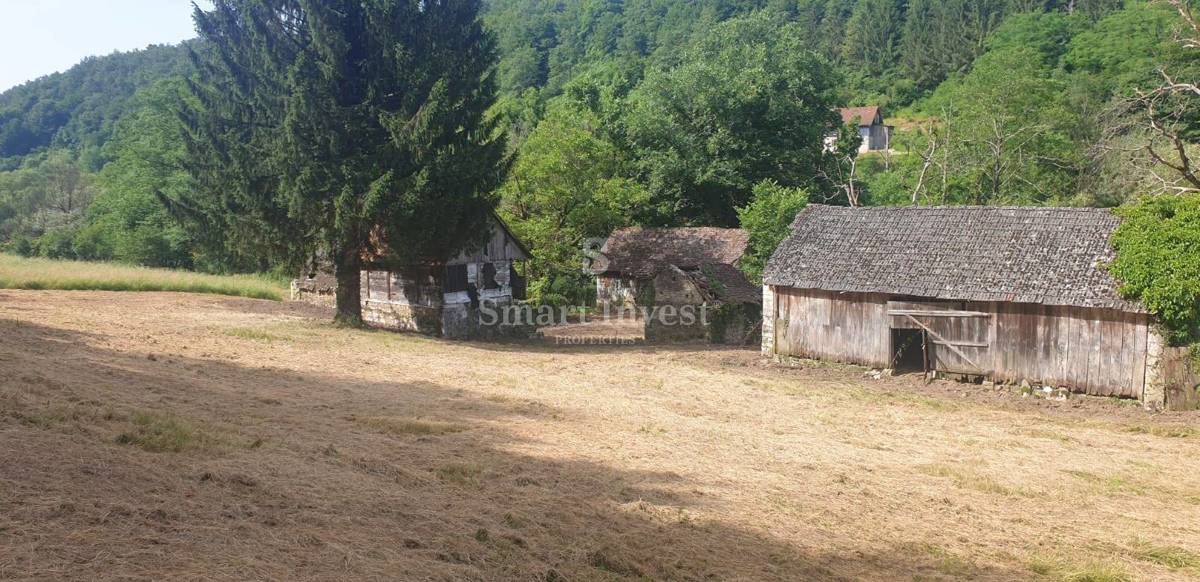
left=482, top=262, right=499, bottom=290
left=444, top=264, right=468, bottom=293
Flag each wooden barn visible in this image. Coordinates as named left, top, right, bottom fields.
left=294, top=213, right=532, bottom=339
left=762, top=204, right=1195, bottom=410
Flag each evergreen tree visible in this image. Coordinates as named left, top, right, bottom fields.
left=178, top=0, right=505, bottom=325
left=842, top=0, right=906, bottom=77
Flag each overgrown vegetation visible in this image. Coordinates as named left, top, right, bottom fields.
left=736, top=180, right=809, bottom=283
left=0, top=254, right=285, bottom=300
left=1109, top=194, right=1200, bottom=346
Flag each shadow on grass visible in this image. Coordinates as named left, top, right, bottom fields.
left=0, top=317, right=1032, bottom=581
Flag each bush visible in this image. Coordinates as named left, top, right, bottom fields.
left=736, top=179, right=809, bottom=283
left=35, top=226, right=79, bottom=260
left=1109, top=194, right=1200, bottom=346
left=6, top=236, right=34, bottom=257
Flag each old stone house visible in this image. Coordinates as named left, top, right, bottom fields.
left=762, top=204, right=1198, bottom=410
left=593, top=227, right=761, bottom=344
left=294, top=213, right=532, bottom=339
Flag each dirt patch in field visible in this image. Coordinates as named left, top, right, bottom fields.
left=1, top=290, right=1199, bottom=581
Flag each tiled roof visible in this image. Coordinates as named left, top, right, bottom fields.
left=684, top=263, right=762, bottom=304
left=764, top=205, right=1143, bottom=312
left=594, top=227, right=750, bottom=278
left=839, top=106, right=880, bottom=126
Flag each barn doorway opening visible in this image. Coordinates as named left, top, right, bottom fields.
left=891, top=329, right=926, bottom=374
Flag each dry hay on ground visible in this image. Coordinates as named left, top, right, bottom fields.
left=1, top=290, right=1199, bottom=581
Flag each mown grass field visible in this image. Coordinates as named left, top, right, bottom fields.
left=1, top=290, right=1199, bottom=581
left=0, top=254, right=286, bottom=300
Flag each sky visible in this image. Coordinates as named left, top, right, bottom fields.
left=0, top=0, right=211, bottom=92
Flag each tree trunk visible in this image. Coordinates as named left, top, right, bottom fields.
left=333, top=248, right=364, bottom=327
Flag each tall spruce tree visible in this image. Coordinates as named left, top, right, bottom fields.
left=177, top=0, right=505, bottom=325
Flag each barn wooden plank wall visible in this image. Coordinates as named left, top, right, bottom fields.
left=774, top=288, right=890, bottom=368
left=989, top=303, right=1147, bottom=398
left=772, top=288, right=1149, bottom=400
left=1162, top=347, right=1200, bottom=410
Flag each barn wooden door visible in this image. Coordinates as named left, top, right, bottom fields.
left=888, top=301, right=993, bottom=375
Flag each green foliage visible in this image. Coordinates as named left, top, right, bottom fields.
left=84, top=79, right=195, bottom=269
left=1109, top=194, right=1200, bottom=346
left=899, top=0, right=1009, bottom=93
left=842, top=0, right=905, bottom=77
left=0, top=44, right=191, bottom=159
left=1064, top=3, right=1179, bottom=98
left=499, top=100, right=649, bottom=305
left=181, top=0, right=506, bottom=323
left=0, top=0, right=1192, bottom=310
left=736, top=179, right=809, bottom=283
left=624, top=13, right=839, bottom=225
left=922, top=46, right=1082, bottom=205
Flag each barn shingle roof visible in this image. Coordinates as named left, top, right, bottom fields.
left=763, top=205, right=1142, bottom=312
left=595, top=227, right=750, bottom=279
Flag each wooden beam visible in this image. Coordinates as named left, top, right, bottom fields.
left=888, top=309, right=992, bottom=318
left=930, top=340, right=989, bottom=348
left=904, top=314, right=984, bottom=372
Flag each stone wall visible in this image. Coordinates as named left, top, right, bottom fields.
left=362, top=299, right=442, bottom=334
left=643, top=305, right=707, bottom=343
left=596, top=276, right=639, bottom=308
left=291, top=283, right=336, bottom=308
left=761, top=285, right=775, bottom=356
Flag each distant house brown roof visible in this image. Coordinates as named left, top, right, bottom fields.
left=764, top=205, right=1143, bottom=312
left=594, top=227, right=750, bottom=279
left=839, top=106, right=881, bottom=126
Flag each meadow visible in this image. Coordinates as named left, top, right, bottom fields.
left=0, top=254, right=286, bottom=300
left=2, top=290, right=1199, bottom=580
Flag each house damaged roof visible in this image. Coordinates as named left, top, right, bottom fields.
left=683, top=263, right=762, bottom=305
left=595, top=227, right=750, bottom=279
left=763, top=205, right=1142, bottom=312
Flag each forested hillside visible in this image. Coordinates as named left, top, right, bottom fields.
left=0, top=0, right=1196, bottom=342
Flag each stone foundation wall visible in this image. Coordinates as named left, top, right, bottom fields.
left=290, top=280, right=337, bottom=308
left=761, top=285, right=775, bottom=355
left=443, top=298, right=537, bottom=340
left=643, top=306, right=707, bottom=343
left=362, top=299, right=442, bottom=334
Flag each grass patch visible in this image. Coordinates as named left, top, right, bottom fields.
left=115, top=411, right=215, bottom=453
left=902, top=543, right=974, bottom=576
left=358, top=417, right=466, bottom=436
left=918, top=464, right=1013, bottom=496
left=0, top=254, right=286, bottom=300
left=1027, top=555, right=1133, bottom=582
left=436, top=463, right=482, bottom=487
left=1124, top=424, right=1196, bottom=439
left=1062, top=470, right=1144, bottom=496
left=1129, top=539, right=1200, bottom=571
left=224, top=327, right=290, bottom=342
left=5, top=402, right=120, bottom=428
left=1016, top=427, right=1077, bottom=443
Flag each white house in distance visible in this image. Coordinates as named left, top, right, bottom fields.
left=837, top=106, right=892, bottom=152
